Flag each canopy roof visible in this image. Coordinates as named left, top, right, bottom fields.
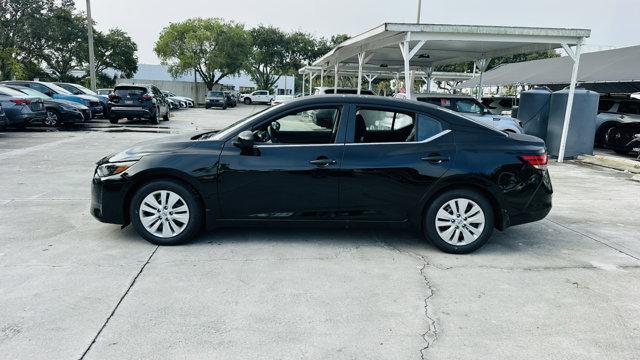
left=298, top=65, right=473, bottom=82
left=456, top=45, right=640, bottom=92
left=313, top=23, right=590, bottom=69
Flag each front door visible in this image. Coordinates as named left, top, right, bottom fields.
left=217, top=104, right=346, bottom=220
left=339, top=106, right=454, bottom=221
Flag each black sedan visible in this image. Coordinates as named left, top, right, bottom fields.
left=606, top=123, right=640, bottom=155
left=91, top=95, right=552, bottom=254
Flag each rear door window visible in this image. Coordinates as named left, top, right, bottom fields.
left=619, top=101, right=640, bottom=115
left=353, top=108, right=415, bottom=143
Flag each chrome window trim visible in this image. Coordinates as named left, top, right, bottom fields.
left=254, top=129, right=452, bottom=148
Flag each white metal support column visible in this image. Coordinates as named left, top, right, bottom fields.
left=320, top=68, right=324, bottom=88
left=357, top=52, right=366, bottom=94
left=474, top=58, right=490, bottom=100
left=364, top=74, right=378, bottom=91
left=301, top=73, right=305, bottom=96
left=425, top=66, right=433, bottom=93
left=558, top=40, right=584, bottom=163
left=309, top=72, right=317, bottom=94
left=399, top=34, right=425, bottom=100
left=334, top=63, right=339, bottom=93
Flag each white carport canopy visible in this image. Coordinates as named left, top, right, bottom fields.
left=455, top=45, right=640, bottom=92
left=311, top=23, right=590, bottom=162
left=298, top=65, right=472, bottom=92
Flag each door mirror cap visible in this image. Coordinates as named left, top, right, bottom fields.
left=235, top=131, right=254, bottom=149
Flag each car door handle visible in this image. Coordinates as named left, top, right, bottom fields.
left=310, top=159, right=337, bottom=167
left=421, top=155, right=450, bottom=163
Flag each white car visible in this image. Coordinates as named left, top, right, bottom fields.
left=396, top=93, right=524, bottom=134
left=242, top=90, right=274, bottom=105
left=162, top=91, right=194, bottom=107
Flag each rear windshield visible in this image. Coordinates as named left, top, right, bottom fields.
left=115, top=87, right=146, bottom=97
left=208, top=91, right=224, bottom=97
left=323, top=89, right=375, bottom=95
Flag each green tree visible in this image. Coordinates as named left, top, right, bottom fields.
left=92, top=29, right=138, bottom=78
left=154, top=18, right=251, bottom=90
left=0, top=0, right=55, bottom=80
left=245, top=25, right=290, bottom=91
left=39, top=3, right=87, bottom=81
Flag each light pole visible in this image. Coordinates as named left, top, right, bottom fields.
left=416, top=0, right=422, bottom=23
left=86, top=0, right=97, bottom=91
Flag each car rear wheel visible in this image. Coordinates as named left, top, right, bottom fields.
left=424, top=189, right=494, bottom=254
left=44, top=109, right=60, bottom=127
left=149, top=107, right=159, bottom=124
left=109, top=118, right=119, bottom=124
left=130, top=180, right=203, bottom=246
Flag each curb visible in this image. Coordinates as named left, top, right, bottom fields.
left=575, top=154, right=640, bottom=175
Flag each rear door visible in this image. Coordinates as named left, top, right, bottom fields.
left=339, top=104, right=455, bottom=221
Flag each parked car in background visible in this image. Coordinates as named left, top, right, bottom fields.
left=167, top=98, right=180, bottom=110
left=108, top=84, right=170, bottom=124
left=91, top=95, right=552, bottom=254
left=55, top=82, right=109, bottom=116
left=4, top=85, right=89, bottom=126
left=224, top=91, right=237, bottom=108
left=2, top=80, right=102, bottom=118
left=0, top=86, right=46, bottom=128
left=96, top=89, right=112, bottom=96
left=162, top=91, right=194, bottom=107
left=314, top=87, right=376, bottom=96
left=205, top=90, right=227, bottom=109
left=0, top=105, right=8, bottom=129
left=595, top=96, right=640, bottom=147
left=605, top=122, right=640, bottom=155
left=481, top=96, right=517, bottom=115
left=397, top=93, right=524, bottom=134
left=241, top=90, right=274, bottom=105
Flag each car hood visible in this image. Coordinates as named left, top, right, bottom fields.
left=100, top=132, right=221, bottom=164
left=77, top=94, right=100, bottom=102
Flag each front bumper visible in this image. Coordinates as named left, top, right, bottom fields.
left=91, top=176, right=131, bottom=225
left=60, top=109, right=85, bottom=124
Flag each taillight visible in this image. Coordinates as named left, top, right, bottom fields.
left=520, top=154, right=548, bottom=169
left=10, top=98, right=31, bottom=105
left=142, top=94, right=154, bottom=100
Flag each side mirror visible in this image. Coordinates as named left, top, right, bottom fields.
left=235, top=131, right=254, bottom=149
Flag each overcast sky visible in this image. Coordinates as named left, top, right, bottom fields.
left=74, top=0, right=638, bottom=64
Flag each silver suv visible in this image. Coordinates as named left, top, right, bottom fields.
left=401, top=94, right=524, bottom=134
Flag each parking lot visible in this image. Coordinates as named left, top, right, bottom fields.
left=1, top=105, right=639, bottom=359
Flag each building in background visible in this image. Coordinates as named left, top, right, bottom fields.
left=115, top=64, right=295, bottom=104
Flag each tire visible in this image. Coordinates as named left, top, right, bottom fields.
left=222, top=105, right=227, bottom=110
left=163, top=109, right=170, bottom=121
left=44, top=109, right=61, bottom=127
left=205, top=105, right=210, bottom=109
left=149, top=108, right=159, bottom=125
left=129, top=180, right=203, bottom=246
left=109, top=118, right=119, bottom=124
left=244, top=98, right=252, bottom=105
left=595, top=123, right=619, bottom=148
left=423, top=189, right=494, bottom=254
left=613, top=149, right=631, bottom=155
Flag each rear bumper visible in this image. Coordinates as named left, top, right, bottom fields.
left=206, top=99, right=226, bottom=107
left=109, top=107, right=152, bottom=119
left=505, top=170, right=553, bottom=228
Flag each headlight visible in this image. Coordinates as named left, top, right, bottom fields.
left=96, top=161, right=137, bottom=178
left=62, top=105, right=79, bottom=111
left=84, top=100, right=92, bottom=106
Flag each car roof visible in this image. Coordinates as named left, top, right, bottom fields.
left=413, top=93, right=475, bottom=99
left=115, top=84, right=151, bottom=88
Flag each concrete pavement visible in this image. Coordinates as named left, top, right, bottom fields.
left=0, top=104, right=638, bottom=359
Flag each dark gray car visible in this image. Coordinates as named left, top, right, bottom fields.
left=0, top=86, right=46, bottom=128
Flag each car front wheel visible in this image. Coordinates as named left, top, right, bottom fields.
left=424, top=189, right=494, bottom=254
left=44, top=110, right=60, bottom=127
left=244, top=98, right=252, bottom=105
left=130, top=180, right=203, bottom=246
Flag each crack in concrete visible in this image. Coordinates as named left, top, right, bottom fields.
left=373, top=234, right=438, bottom=360
left=78, top=246, right=159, bottom=360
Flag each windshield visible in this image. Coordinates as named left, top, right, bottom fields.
left=0, top=86, right=30, bottom=97
left=455, top=99, right=485, bottom=115
left=73, top=84, right=97, bottom=95
left=43, top=82, right=73, bottom=95
left=8, top=87, right=50, bottom=99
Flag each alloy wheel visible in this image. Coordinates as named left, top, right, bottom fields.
left=139, top=190, right=190, bottom=238
left=45, top=111, right=58, bottom=127
left=434, top=198, right=485, bottom=246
